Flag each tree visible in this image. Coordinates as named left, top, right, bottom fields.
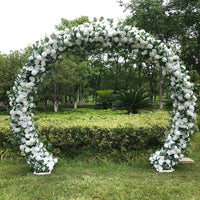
left=38, top=62, right=69, bottom=112
left=119, top=0, right=200, bottom=108
left=166, top=0, right=200, bottom=75
left=0, top=51, right=22, bottom=107
left=55, top=16, right=90, bottom=31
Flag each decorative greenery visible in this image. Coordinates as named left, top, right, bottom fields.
left=114, top=88, right=151, bottom=113
left=9, top=18, right=196, bottom=174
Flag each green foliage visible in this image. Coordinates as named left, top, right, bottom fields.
left=0, top=127, right=14, bottom=147
left=0, top=52, right=22, bottom=106
left=95, top=90, right=114, bottom=109
left=0, top=109, right=170, bottom=128
left=121, top=0, right=173, bottom=41
left=38, top=124, right=168, bottom=156
left=114, top=88, right=151, bottom=113
left=55, top=16, right=90, bottom=31
left=0, top=109, right=170, bottom=157
left=0, top=147, right=21, bottom=160
left=121, top=0, right=200, bottom=75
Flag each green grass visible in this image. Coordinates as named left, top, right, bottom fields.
left=0, top=152, right=200, bottom=200
left=0, top=108, right=200, bottom=199
left=0, top=108, right=169, bottom=128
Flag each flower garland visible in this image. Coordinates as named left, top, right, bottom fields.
left=9, top=19, right=196, bottom=174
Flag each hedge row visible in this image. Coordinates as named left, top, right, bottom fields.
left=0, top=125, right=169, bottom=155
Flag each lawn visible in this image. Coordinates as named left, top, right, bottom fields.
left=0, top=108, right=200, bottom=199
left=0, top=153, right=200, bottom=200
left=0, top=108, right=169, bottom=128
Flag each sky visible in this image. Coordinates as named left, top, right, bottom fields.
left=0, top=0, right=130, bottom=54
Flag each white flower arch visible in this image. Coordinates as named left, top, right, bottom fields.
left=10, top=19, right=196, bottom=174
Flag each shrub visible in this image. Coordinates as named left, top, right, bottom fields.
left=0, top=109, right=171, bottom=158
left=113, top=89, right=151, bottom=114
left=0, top=124, right=169, bottom=157
left=95, top=90, right=114, bottom=109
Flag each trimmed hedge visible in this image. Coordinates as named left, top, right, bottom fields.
left=0, top=125, right=169, bottom=155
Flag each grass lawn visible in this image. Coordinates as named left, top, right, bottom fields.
left=0, top=108, right=169, bottom=128
left=0, top=152, right=200, bottom=200
left=0, top=108, right=200, bottom=199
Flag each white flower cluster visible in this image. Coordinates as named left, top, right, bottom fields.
left=10, top=18, right=195, bottom=174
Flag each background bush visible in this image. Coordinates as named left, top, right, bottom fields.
left=0, top=109, right=173, bottom=159
left=0, top=108, right=199, bottom=161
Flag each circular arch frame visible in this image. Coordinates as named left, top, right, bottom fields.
left=10, top=19, right=196, bottom=174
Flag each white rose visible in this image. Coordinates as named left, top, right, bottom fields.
left=29, top=76, right=35, bottom=82
left=171, top=82, right=175, bottom=86
left=46, top=49, right=51, bottom=54
left=182, top=118, right=188, bottom=123
left=75, top=39, right=81, bottom=45
left=188, top=123, right=194, bottom=128
left=30, top=138, right=35, bottom=144
left=21, top=122, right=28, bottom=128
left=26, top=140, right=31, bottom=146
left=28, top=121, right=32, bottom=126
left=15, top=128, right=21, bottom=133
left=28, top=56, right=34, bottom=61
left=174, top=154, right=179, bottom=159
left=23, top=101, right=29, bottom=107
left=166, top=63, right=173, bottom=70
left=174, top=71, right=181, bottom=78
left=51, top=49, right=56, bottom=54
left=59, top=47, right=64, bottom=52
left=178, top=95, right=183, bottom=101
left=44, top=152, right=50, bottom=157
left=53, top=43, right=58, bottom=49
left=20, top=145, right=26, bottom=151
left=154, top=54, right=160, bottom=60
left=22, top=107, right=27, bottom=112
left=30, top=103, right=34, bottom=108
left=25, top=147, right=31, bottom=153
left=113, top=37, right=119, bottom=43
left=158, top=158, right=164, bottom=165
left=147, top=44, right=153, bottom=49
left=165, top=159, right=171, bottom=165
left=25, top=129, right=30, bottom=134
left=36, top=55, right=42, bottom=61
left=31, top=69, right=38, bottom=76
left=122, top=37, right=128, bottom=43
left=34, top=147, right=39, bottom=152
left=189, top=105, right=194, bottom=111
left=178, top=105, right=184, bottom=110
left=36, top=155, right=41, bottom=161
left=184, top=93, right=191, bottom=99
left=42, top=52, right=47, bottom=58
left=49, top=166, right=53, bottom=171
left=162, top=57, right=167, bottom=62
left=184, top=102, right=190, bottom=108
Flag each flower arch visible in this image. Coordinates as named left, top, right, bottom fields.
left=10, top=19, right=196, bottom=174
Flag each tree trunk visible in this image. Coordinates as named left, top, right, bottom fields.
left=159, top=69, right=163, bottom=109
left=124, top=58, right=129, bottom=90
left=79, top=87, right=84, bottom=105
left=54, top=100, right=58, bottom=112
left=44, top=99, right=48, bottom=111
left=65, top=96, right=68, bottom=105
left=149, top=81, right=153, bottom=103
left=74, top=101, right=77, bottom=109
left=74, top=86, right=79, bottom=109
